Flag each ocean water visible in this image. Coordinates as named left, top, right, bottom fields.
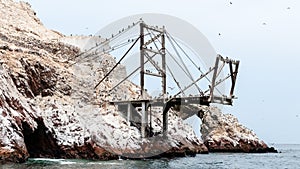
left=1, top=144, right=300, bottom=169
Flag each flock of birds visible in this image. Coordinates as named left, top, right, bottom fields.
left=217, top=1, right=292, bottom=36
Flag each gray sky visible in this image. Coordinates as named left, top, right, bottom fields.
left=23, top=0, right=300, bottom=144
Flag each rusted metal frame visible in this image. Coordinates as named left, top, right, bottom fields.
left=204, top=73, right=232, bottom=94
left=229, top=60, right=240, bottom=97
left=144, top=52, right=164, bottom=75
left=140, top=22, right=167, bottom=137
left=108, top=49, right=158, bottom=93
left=143, top=24, right=164, bottom=33
left=211, top=95, right=232, bottom=105
left=144, top=71, right=162, bottom=77
left=140, top=22, right=145, bottom=98
left=216, top=60, right=225, bottom=78
left=144, top=47, right=162, bottom=55
left=173, top=66, right=214, bottom=98
left=161, top=27, right=167, bottom=96
left=146, top=29, right=161, bottom=54
left=141, top=23, right=166, bottom=98
left=144, top=32, right=162, bottom=46
left=209, top=55, right=221, bottom=102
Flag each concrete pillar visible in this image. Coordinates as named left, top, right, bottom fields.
left=141, top=102, right=147, bottom=138
left=127, top=103, right=131, bottom=126
left=163, top=103, right=170, bottom=138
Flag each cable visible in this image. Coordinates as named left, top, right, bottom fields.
left=94, top=36, right=141, bottom=89
left=70, top=20, right=142, bottom=62
left=166, top=31, right=223, bottom=96
left=166, top=31, right=199, bottom=71
left=166, top=64, right=185, bottom=96
left=151, top=30, right=204, bottom=94
left=108, top=51, right=158, bottom=93
left=165, top=33, right=202, bottom=94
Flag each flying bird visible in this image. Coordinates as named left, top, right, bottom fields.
left=230, top=2, right=232, bottom=4
left=218, top=33, right=221, bottom=36
left=168, top=86, right=175, bottom=90
left=287, top=7, right=291, bottom=10
left=262, top=22, right=267, bottom=25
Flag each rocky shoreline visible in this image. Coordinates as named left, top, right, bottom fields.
left=0, top=0, right=276, bottom=164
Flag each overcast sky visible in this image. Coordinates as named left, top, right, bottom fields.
left=23, top=0, right=300, bottom=144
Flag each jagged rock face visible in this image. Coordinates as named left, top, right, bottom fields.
left=0, top=64, right=33, bottom=163
left=0, top=0, right=116, bottom=163
left=200, top=106, right=276, bottom=153
left=0, top=0, right=208, bottom=163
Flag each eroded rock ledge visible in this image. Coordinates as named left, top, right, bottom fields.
left=200, top=106, right=277, bottom=153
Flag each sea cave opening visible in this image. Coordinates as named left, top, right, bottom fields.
left=22, top=118, right=61, bottom=158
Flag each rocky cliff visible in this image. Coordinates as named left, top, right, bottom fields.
left=0, top=0, right=275, bottom=164
left=0, top=0, right=208, bottom=163
left=200, top=106, right=277, bottom=153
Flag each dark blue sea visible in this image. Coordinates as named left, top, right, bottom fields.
left=1, top=144, right=299, bottom=169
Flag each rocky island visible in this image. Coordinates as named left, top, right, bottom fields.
left=0, top=0, right=276, bottom=164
